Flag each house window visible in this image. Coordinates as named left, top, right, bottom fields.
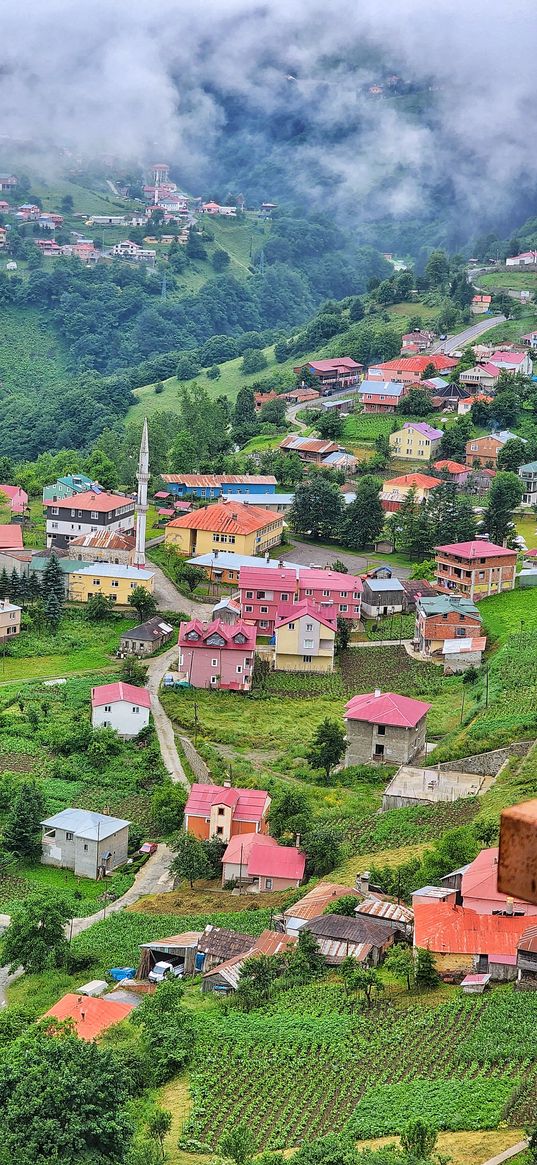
left=305, top=589, right=313, bottom=596
left=281, top=593, right=289, bottom=601
left=259, top=621, right=269, bottom=629
left=51, top=522, right=58, bottom=529
left=303, top=655, right=312, bottom=663
left=245, top=605, right=253, bottom=613
left=340, top=604, right=348, bottom=612
left=51, top=507, right=59, bottom=515
left=304, top=638, right=314, bottom=648
left=322, top=589, right=330, bottom=597
left=288, top=621, right=295, bottom=630
left=229, top=536, right=235, bottom=544
left=256, top=591, right=266, bottom=599
left=91, top=511, right=99, bottom=519
left=93, top=579, right=100, bottom=586
left=260, top=606, right=268, bottom=613
left=210, top=676, right=218, bottom=684
left=377, top=725, right=386, bottom=735
left=374, top=743, right=385, bottom=756
left=132, top=706, right=139, bottom=713
left=216, top=825, right=224, bottom=835
left=265, top=878, right=273, bottom=890
left=217, top=807, right=225, bottom=816
left=65, top=832, right=73, bottom=841
left=211, top=658, right=218, bottom=666
left=246, top=591, right=253, bottom=599
left=111, top=580, right=119, bottom=588
left=104, top=704, right=111, bottom=712
left=84, top=844, right=88, bottom=851
left=236, top=665, right=242, bottom=673
left=455, top=627, right=466, bottom=637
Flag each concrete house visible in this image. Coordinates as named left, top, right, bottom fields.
left=42, top=474, right=94, bottom=503
left=68, top=530, right=136, bottom=565
left=120, top=615, right=174, bottom=656
left=184, top=782, right=270, bottom=842
left=91, top=681, right=151, bottom=738
left=415, top=594, right=482, bottom=656
left=273, top=601, right=336, bottom=673
left=389, top=422, right=443, bottom=462
left=41, top=808, right=130, bottom=878
left=69, top=563, right=154, bottom=605
left=361, top=577, right=405, bottom=618
left=380, top=472, right=442, bottom=512
left=221, top=833, right=305, bottom=891
left=465, top=434, right=509, bottom=469
left=178, top=617, right=256, bottom=691
left=0, top=598, right=21, bottom=641
left=435, top=540, right=517, bottom=599
left=344, top=690, right=431, bottom=765
left=239, top=565, right=298, bottom=633
left=202, top=930, right=297, bottom=994
left=293, top=357, right=362, bottom=390
left=165, top=500, right=284, bottom=558
left=368, top=355, right=457, bottom=385
left=359, top=380, right=403, bottom=413
left=519, top=461, right=537, bottom=506
left=45, top=490, right=135, bottom=550
left=297, top=568, right=362, bottom=622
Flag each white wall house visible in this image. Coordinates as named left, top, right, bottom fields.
left=41, top=808, right=130, bottom=878
left=91, top=681, right=151, bottom=738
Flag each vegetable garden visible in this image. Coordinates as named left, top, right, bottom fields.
left=182, top=987, right=537, bottom=1149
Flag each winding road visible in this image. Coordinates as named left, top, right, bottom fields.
left=146, top=643, right=190, bottom=788
left=429, top=314, right=505, bottom=354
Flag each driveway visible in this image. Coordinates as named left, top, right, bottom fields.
left=146, top=645, right=189, bottom=787
left=148, top=560, right=213, bottom=619
left=429, top=315, right=505, bottom=354
left=288, top=538, right=410, bottom=578
left=70, top=843, right=174, bottom=937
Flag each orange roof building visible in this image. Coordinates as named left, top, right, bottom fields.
left=381, top=471, right=442, bottom=511
left=43, top=993, right=134, bottom=1040
left=164, top=499, right=284, bottom=558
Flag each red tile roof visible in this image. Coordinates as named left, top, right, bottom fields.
left=0, top=524, right=23, bottom=549
left=185, top=782, right=269, bottom=823
left=166, top=500, right=282, bottom=535
left=433, top=460, right=468, bottom=474
left=383, top=473, right=442, bottom=490
left=275, top=599, right=337, bottom=632
left=413, top=902, right=534, bottom=956
left=91, top=681, right=151, bottom=709
left=372, top=355, right=458, bottom=373
left=43, top=993, right=133, bottom=1040
left=179, top=618, right=256, bottom=650
left=49, top=490, right=133, bottom=513
left=345, top=691, right=431, bottom=728
left=436, top=540, right=516, bottom=559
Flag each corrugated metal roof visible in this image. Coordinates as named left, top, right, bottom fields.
left=518, top=925, right=537, bottom=953
left=140, top=932, right=203, bottom=951
left=203, top=930, right=297, bottom=989
left=185, top=782, right=268, bottom=822
left=306, top=913, right=397, bottom=946
left=161, top=475, right=277, bottom=487
left=356, top=897, right=414, bottom=925
left=284, top=883, right=360, bottom=921
left=313, top=936, right=373, bottom=964
left=197, top=925, right=255, bottom=960
left=414, top=902, right=535, bottom=956
left=69, top=530, right=135, bottom=550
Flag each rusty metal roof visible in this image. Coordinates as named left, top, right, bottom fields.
left=355, top=897, right=414, bottom=925
left=518, top=924, right=537, bottom=954
left=306, top=913, right=397, bottom=946
left=284, top=883, right=360, bottom=921
left=197, top=925, right=254, bottom=959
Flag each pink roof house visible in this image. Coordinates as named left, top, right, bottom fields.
left=184, top=782, right=270, bottom=841
left=344, top=690, right=431, bottom=765
left=297, top=568, right=362, bottom=621
left=0, top=484, right=28, bottom=515
left=221, top=832, right=305, bottom=891
left=178, top=618, right=256, bottom=691
left=461, top=847, right=537, bottom=917
left=239, top=566, right=297, bottom=633
left=91, top=681, right=151, bottom=738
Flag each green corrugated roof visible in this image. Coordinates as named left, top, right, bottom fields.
left=30, top=558, right=91, bottom=574
left=519, top=461, right=537, bottom=473
left=417, top=595, right=480, bottom=618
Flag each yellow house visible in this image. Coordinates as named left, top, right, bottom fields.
left=389, top=422, right=443, bottom=462
left=0, top=599, right=21, bottom=640
left=380, top=472, right=442, bottom=511
left=68, top=563, right=155, bottom=605
left=273, top=602, right=336, bottom=673
left=164, top=500, right=284, bottom=558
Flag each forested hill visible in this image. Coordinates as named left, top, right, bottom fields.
left=0, top=211, right=390, bottom=459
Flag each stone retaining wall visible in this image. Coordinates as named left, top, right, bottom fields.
left=436, top=741, right=532, bottom=778
left=179, top=735, right=211, bottom=782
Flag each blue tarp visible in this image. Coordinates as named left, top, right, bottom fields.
left=108, top=967, right=136, bottom=981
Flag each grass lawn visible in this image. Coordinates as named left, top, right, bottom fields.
left=469, top=312, right=537, bottom=347
left=479, top=587, right=537, bottom=644
left=515, top=512, right=537, bottom=549
left=478, top=270, right=537, bottom=291
left=0, top=611, right=133, bottom=682
left=0, top=858, right=131, bottom=916
left=353, top=1131, right=526, bottom=1165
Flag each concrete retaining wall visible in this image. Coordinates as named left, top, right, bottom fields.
left=179, top=735, right=211, bottom=783
left=435, top=741, right=532, bottom=778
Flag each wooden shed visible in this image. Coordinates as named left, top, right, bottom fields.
left=138, top=932, right=202, bottom=979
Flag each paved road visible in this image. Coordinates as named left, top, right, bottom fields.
left=148, top=559, right=213, bottom=619
left=288, top=538, right=411, bottom=578
left=70, top=843, right=174, bottom=937
left=146, top=645, right=189, bottom=787
left=429, top=315, right=505, bottom=355
left=285, top=402, right=310, bottom=431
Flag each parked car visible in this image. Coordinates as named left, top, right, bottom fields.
left=148, top=960, right=184, bottom=984
left=139, top=842, right=158, bottom=855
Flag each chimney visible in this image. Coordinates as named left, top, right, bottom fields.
left=223, top=779, right=231, bottom=789
left=231, top=513, right=238, bottom=522
left=374, top=688, right=381, bottom=698
left=355, top=871, right=370, bottom=895
left=505, top=897, right=514, bottom=915
left=295, top=833, right=301, bottom=848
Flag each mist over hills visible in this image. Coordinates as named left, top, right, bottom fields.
left=1, top=1, right=536, bottom=252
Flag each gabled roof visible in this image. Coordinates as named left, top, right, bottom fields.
left=360, top=380, right=403, bottom=397
left=490, top=350, right=528, bottom=365
left=382, top=473, right=441, bottom=490
left=433, top=460, right=468, bottom=474
left=284, top=883, right=360, bottom=920
left=301, top=358, right=362, bottom=372
left=417, top=594, right=480, bottom=618
left=69, top=530, right=135, bottom=551
left=401, top=421, right=443, bottom=439
left=121, top=616, right=174, bottom=642
left=179, top=618, right=256, bottom=650
left=461, top=846, right=531, bottom=907
left=0, top=525, right=23, bottom=550
left=345, top=690, right=431, bottom=727
left=91, top=682, right=151, bottom=709
left=184, top=782, right=269, bottom=823
left=239, top=565, right=297, bottom=590
left=371, top=355, right=458, bottom=373
left=41, top=808, right=130, bottom=840
left=222, top=833, right=305, bottom=880
left=43, top=993, right=133, bottom=1040
left=166, top=501, right=282, bottom=535
left=413, top=901, right=534, bottom=956
left=197, top=924, right=255, bottom=959
left=203, top=930, right=296, bottom=988
left=275, top=600, right=337, bottom=633
left=280, top=436, right=339, bottom=455
left=363, top=577, right=404, bottom=593
left=298, top=567, right=362, bottom=591
left=47, top=490, right=134, bottom=513
left=355, top=896, right=414, bottom=925
left=306, top=913, right=397, bottom=946
left=435, top=539, right=516, bottom=559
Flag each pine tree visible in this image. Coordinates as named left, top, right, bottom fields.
left=0, top=568, right=9, bottom=598
left=340, top=476, right=384, bottom=549
left=42, top=554, right=65, bottom=604
left=44, top=590, right=62, bottom=633
left=9, top=568, right=19, bottom=600
left=3, top=780, right=46, bottom=859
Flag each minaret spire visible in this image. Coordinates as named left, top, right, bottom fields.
left=134, top=417, right=149, bottom=568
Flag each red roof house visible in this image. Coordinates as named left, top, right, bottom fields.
left=345, top=690, right=431, bottom=728
left=0, top=525, right=23, bottom=550
left=344, top=691, right=431, bottom=766
left=178, top=617, right=256, bottom=691
left=90, top=681, right=151, bottom=738
left=413, top=901, right=536, bottom=958
left=435, top=540, right=517, bottom=600
left=91, top=681, right=151, bottom=709
left=368, top=355, right=458, bottom=384
left=0, top=484, right=28, bottom=514
left=461, top=847, right=537, bottom=916
left=43, top=993, right=133, bottom=1040
left=221, top=832, right=305, bottom=890
left=184, top=781, right=270, bottom=842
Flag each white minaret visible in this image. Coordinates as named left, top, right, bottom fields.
left=134, top=417, right=149, bottom=567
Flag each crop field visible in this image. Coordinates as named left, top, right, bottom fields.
left=183, top=987, right=537, bottom=1149
left=343, top=412, right=439, bottom=443
left=343, top=796, right=481, bottom=854
left=480, top=589, right=537, bottom=644
left=0, top=611, right=133, bottom=681
left=478, top=270, right=537, bottom=291
left=0, top=305, right=69, bottom=397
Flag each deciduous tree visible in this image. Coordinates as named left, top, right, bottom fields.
left=2, top=891, right=71, bottom=973
left=306, top=718, right=346, bottom=779
left=170, top=830, right=210, bottom=888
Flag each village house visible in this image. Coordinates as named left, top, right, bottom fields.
left=45, top=489, right=135, bottom=550
left=433, top=459, right=471, bottom=484
left=91, top=681, right=151, bottom=738
left=283, top=883, right=361, bottom=937
left=297, top=567, right=362, bottom=621
left=0, top=174, right=17, bottom=191
left=41, top=808, right=130, bottom=878
left=359, top=380, right=403, bottom=413
left=42, top=473, right=95, bottom=503
left=303, top=913, right=401, bottom=966
left=273, top=601, right=336, bottom=673
left=355, top=896, right=414, bottom=938
left=254, top=390, right=279, bottom=411
left=0, top=525, right=23, bottom=550
left=68, top=529, right=136, bottom=565
left=506, top=250, right=537, bottom=266
left=345, top=690, right=431, bottom=765
left=202, top=930, right=296, bottom=993
left=178, top=617, right=256, bottom=691
left=368, top=355, right=458, bottom=385
left=293, top=357, right=363, bottom=391
left=212, top=597, right=241, bottom=624
left=0, top=598, right=21, bottom=641
left=521, top=330, right=537, bottom=348
left=465, top=433, right=516, bottom=469
left=519, top=460, right=537, bottom=506
left=196, top=924, right=256, bottom=973
left=399, top=578, right=438, bottom=613
left=68, top=562, right=154, bottom=605
left=415, top=594, right=482, bottom=656
left=471, top=294, right=492, bottom=314
left=380, top=472, right=442, bottom=512
left=160, top=474, right=277, bottom=500
left=459, top=363, right=501, bottom=392
left=222, top=491, right=294, bottom=514
left=279, top=435, right=340, bottom=464
left=400, top=329, right=435, bottom=353
left=43, top=994, right=134, bottom=1040
left=184, top=781, right=270, bottom=842
left=29, top=555, right=88, bottom=595
left=389, top=421, right=443, bottom=462
left=189, top=550, right=301, bottom=588
left=221, top=833, right=305, bottom=891
left=0, top=483, right=28, bottom=516
left=282, top=387, right=320, bottom=405
left=489, top=349, right=533, bottom=375
left=457, top=393, right=494, bottom=417
left=360, top=577, right=405, bottom=619
left=110, top=240, right=156, bottom=263
left=435, top=539, right=517, bottom=599
left=165, top=500, right=284, bottom=558
left=239, top=565, right=298, bottom=633
left=120, top=615, right=174, bottom=656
